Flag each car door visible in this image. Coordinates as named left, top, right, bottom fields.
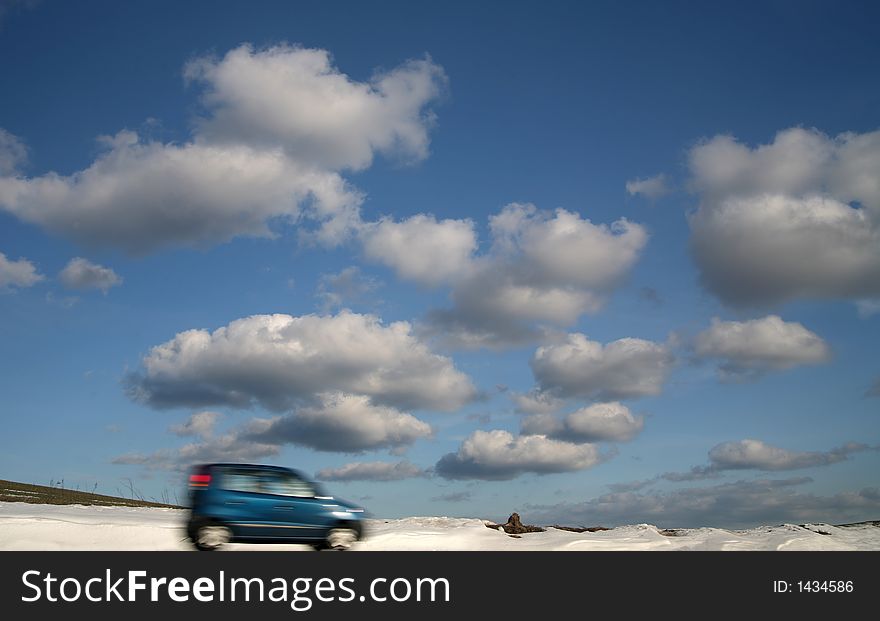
left=260, top=470, right=328, bottom=539
left=213, top=467, right=280, bottom=539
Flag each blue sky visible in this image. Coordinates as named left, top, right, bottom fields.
left=1, top=0, right=878, bottom=528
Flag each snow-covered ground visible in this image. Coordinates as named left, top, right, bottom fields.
left=1, top=502, right=878, bottom=551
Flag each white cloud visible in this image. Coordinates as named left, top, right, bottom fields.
left=316, top=460, right=427, bottom=481
left=425, top=203, right=648, bottom=348
left=426, top=272, right=601, bottom=349
left=706, top=439, right=872, bottom=471
left=689, top=129, right=834, bottom=201
left=530, top=333, right=674, bottom=400
left=527, top=477, right=880, bottom=529
left=625, top=174, right=669, bottom=200
left=185, top=44, right=446, bottom=171
left=169, top=411, right=222, bottom=440
left=688, top=127, right=880, bottom=306
left=0, top=251, right=43, bottom=291
left=58, top=257, right=123, bottom=292
left=361, top=214, right=477, bottom=286
left=489, top=203, right=647, bottom=291
left=690, top=194, right=880, bottom=306
left=126, top=311, right=476, bottom=412
left=0, top=128, right=27, bottom=175
left=511, top=390, right=564, bottom=415
left=521, top=402, right=644, bottom=443
left=0, top=133, right=361, bottom=253
left=435, top=429, right=603, bottom=480
left=244, top=392, right=432, bottom=453
left=173, top=434, right=281, bottom=464
left=625, top=439, right=876, bottom=488
left=694, top=315, right=830, bottom=380
left=0, top=45, right=446, bottom=252
left=125, top=310, right=475, bottom=455
left=315, top=266, right=380, bottom=310
left=117, top=393, right=433, bottom=465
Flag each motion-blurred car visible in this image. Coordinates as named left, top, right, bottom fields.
left=185, top=463, right=365, bottom=551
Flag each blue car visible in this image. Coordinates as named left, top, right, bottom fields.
left=185, top=463, right=366, bottom=551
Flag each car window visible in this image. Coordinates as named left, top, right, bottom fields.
left=260, top=470, right=316, bottom=497
left=217, top=468, right=262, bottom=493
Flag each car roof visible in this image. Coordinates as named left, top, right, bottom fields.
left=198, top=463, right=295, bottom=472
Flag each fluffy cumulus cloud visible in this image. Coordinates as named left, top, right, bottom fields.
left=625, top=174, right=670, bottom=200
left=316, top=460, right=427, bottom=481
left=688, top=127, right=880, bottom=306
left=521, top=402, right=644, bottom=443
left=530, top=333, right=674, bottom=400
left=706, top=439, right=873, bottom=471
left=243, top=392, right=433, bottom=453
left=0, top=45, right=446, bottom=252
left=115, top=394, right=433, bottom=468
left=126, top=311, right=476, bottom=412
left=0, top=251, right=43, bottom=291
left=185, top=45, right=446, bottom=171
left=361, top=215, right=477, bottom=286
left=0, top=131, right=362, bottom=253
left=121, top=310, right=479, bottom=457
left=58, top=257, right=123, bottom=292
left=425, top=203, right=648, bottom=348
left=527, top=477, right=880, bottom=529
left=694, top=315, right=830, bottom=380
left=435, top=430, right=603, bottom=480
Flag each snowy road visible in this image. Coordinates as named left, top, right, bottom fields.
left=1, top=502, right=878, bottom=551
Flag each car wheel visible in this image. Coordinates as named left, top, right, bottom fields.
left=325, top=527, right=358, bottom=551
left=194, top=523, right=231, bottom=551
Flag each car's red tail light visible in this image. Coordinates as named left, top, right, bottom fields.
left=189, top=474, right=211, bottom=488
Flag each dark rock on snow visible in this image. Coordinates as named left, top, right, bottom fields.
left=485, top=513, right=546, bottom=534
